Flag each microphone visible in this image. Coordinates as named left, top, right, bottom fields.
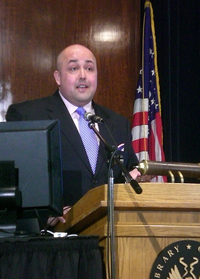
left=84, top=112, right=104, bottom=123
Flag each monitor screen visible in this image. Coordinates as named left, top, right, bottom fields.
left=0, top=120, right=63, bottom=234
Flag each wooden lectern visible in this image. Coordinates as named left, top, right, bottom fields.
left=55, top=183, right=200, bottom=278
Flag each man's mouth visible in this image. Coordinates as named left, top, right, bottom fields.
left=77, top=84, right=88, bottom=88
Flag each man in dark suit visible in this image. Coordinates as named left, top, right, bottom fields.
left=6, top=44, right=141, bottom=223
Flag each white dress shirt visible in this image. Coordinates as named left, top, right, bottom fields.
left=59, top=92, right=99, bottom=143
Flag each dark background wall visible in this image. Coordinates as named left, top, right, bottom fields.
left=1, top=0, right=200, bottom=165
left=147, top=0, right=200, bottom=163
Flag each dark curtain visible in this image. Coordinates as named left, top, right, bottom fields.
left=141, top=0, right=200, bottom=164
left=0, top=236, right=104, bottom=279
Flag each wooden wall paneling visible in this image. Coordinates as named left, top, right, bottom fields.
left=0, top=0, right=141, bottom=122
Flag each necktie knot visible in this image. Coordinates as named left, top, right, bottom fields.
left=76, top=107, right=85, bottom=117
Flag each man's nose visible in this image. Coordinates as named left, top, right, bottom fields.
left=80, top=67, right=86, bottom=79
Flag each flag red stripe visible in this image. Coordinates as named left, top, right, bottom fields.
left=132, top=138, right=148, bottom=154
left=132, top=111, right=148, bottom=126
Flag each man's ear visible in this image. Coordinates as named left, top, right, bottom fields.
left=53, top=70, right=61, bottom=86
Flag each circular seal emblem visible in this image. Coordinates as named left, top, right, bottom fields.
left=150, top=240, right=200, bottom=278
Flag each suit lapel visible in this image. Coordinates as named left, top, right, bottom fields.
left=45, top=91, right=92, bottom=172
left=93, top=103, right=114, bottom=175
left=44, top=93, right=115, bottom=175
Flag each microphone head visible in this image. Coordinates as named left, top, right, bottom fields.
left=84, top=112, right=104, bottom=123
left=84, top=112, right=92, bottom=121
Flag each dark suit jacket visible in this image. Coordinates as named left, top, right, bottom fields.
left=6, top=90, right=138, bottom=206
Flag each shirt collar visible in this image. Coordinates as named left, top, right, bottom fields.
left=59, top=91, right=93, bottom=115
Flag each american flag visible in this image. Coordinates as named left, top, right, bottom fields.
left=131, top=1, right=166, bottom=182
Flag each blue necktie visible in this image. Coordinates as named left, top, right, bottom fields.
left=76, top=107, right=99, bottom=174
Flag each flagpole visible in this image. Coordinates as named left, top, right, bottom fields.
left=132, top=0, right=167, bottom=182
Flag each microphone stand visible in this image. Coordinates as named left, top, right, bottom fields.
left=88, top=121, right=142, bottom=279
left=88, top=122, right=143, bottom=194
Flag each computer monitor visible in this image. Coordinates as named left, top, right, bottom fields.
left=0, top=120, right=63, bottom=234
